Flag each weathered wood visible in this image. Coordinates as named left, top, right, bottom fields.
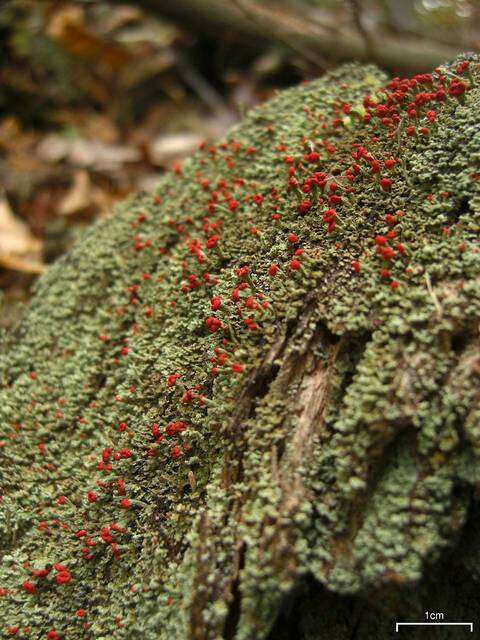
left=133, top=0, right=462, bottom=74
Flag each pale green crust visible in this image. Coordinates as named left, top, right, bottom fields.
left=0, top=57, right=479, bottom=639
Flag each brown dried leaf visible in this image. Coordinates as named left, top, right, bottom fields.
left=0, top=198, right=45, bottom=274
left=58, top=170, right=110, bottom=216
left=58, top=170, right=93, bottom=216
left=37, top=136, right=141, bottom=170
left=149, top=132, right=203, bottom=165
left=47, top=4, right=132, bottom=72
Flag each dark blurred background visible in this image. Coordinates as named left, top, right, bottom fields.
left=0, top=0, right=478, bottom=327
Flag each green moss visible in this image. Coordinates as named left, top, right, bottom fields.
left=1, top=56, right=479, bottom=639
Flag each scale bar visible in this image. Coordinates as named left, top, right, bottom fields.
left=396, top=622, right=473, bottom=632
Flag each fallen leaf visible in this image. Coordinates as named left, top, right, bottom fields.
left=37, top=136, right=141, bottom=170
left=150, top=132, right=203, bottom=165
left=36, top=134, right=71, bottom=163
left=68, top=140, right=141, bottom=169
left=47, top=4, right=85, bottom=40
left=47, top=4, right=132, bottom=72
left=58, top=170, right=112, bottom=216
left=58, top=170, right=93, bottom=216
left=0, top=198, right=44, bottom=274
left=103, top=6, right=144, bottom=33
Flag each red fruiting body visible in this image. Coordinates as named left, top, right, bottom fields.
left=56, top=571, right=71, bottom=585
left=211, top=297, right=222, bottom=311
left=298, top=200, right=312, bottom=215
left=381, top=247, right=395, bottom=261
left=206, top=236, right=219, bottom=249
left=32, top=568, right=50, bottom=578
left=205, top=317, right=222, bottom=333
left=166, top=421, right=187, bottom=436
left=167, top=374, right=181, bottom=387
left=448, top=80, right=466, bottom=97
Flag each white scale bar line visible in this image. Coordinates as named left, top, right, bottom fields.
left=396, top=622, right=473, bottom=632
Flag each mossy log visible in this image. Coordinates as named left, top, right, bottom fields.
left=1, top=56, right=480, bottom=640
